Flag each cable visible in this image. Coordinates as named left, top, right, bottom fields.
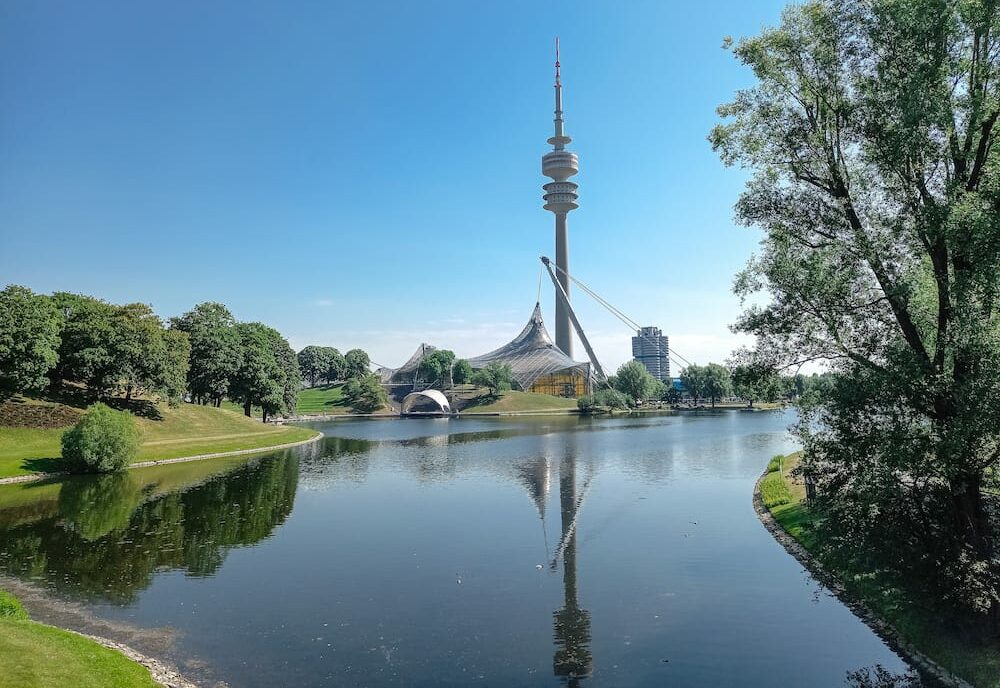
left=546, top=261, right=696, bottom=368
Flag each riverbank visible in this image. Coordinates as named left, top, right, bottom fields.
left=754, top=454, right=994, bottom=687
left=0, top=398, right=320, bottom=480
left=1, top=589, right=193, bottom=688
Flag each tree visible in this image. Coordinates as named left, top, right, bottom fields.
left=679, top=365, right=707, bottom=403
left=452, top=359, right=473, bottom=385
left=323, top=348, right=346, bottom=384
left=297, top=346, right=331, bottom=388
left=171, top=303, right=242, bottom=406
left=613, top=361, right=658, bottom=404
left=61, top=403, right=140, bottom=473
left=344, top=349, right=370, bottom=379
left=229, top=322, right=284, bottom=420
left=578, top=387, right=630, bottom=413
left=342, top=372, right=387, bottom=412
left=712, top=0, right=1000, bottom=622
left=0, top=285, right=61, bottom=396
left=418, top=349, right=456, bottom=388
left=472, top=362, right=513, bottom=398
left=702, top=363, right=732, bottom=408
left=730, top=361, right=781, bottom=408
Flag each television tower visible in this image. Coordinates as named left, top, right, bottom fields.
left=542, top=37, right=579, bottom=357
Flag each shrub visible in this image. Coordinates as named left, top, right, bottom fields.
left=342, top=373, right=387, bottom=413
left=0, top=590, right=28, bottom=620
left=61, top=403, right=140, bottom=473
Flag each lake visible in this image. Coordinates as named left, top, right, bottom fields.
left=0, top=410, right=909, bottom=687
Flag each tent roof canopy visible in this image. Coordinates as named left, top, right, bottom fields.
left=468, top=303, right=590, bottom=391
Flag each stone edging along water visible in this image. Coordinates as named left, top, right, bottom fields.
left=752, top=468, right=972, bottom=688
left=0, top=431, right=324, bottom=487
left=84, top=634, right=198, bottom=688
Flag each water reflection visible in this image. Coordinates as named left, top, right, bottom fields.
left=552, top=448, right=593, bottom=685
left=0, top=452, right=299, bottom=602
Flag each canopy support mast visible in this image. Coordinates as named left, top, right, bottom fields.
left=541, top=256, right=608, bottom=384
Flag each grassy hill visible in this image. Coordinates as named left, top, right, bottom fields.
left=0, top=397, right=317, bottom=479
left=458, top=390, right=578, bottom=414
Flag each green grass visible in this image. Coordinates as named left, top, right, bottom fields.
left=0, top=591, right=28, bottom=620
left=459, top=390, right=579, bottom=414
left=0, top=401, right=317, bottom=479
left=296, top=384, right=353, bottom=415
left=0, top=616, right=159, bottom=688
left=763, top=452, right=1000, bottom=687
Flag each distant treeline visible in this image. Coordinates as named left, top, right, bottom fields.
left=0, top=285, right=374, bottom=422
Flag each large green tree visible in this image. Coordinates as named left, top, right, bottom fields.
left=229, top=323, right=285, bottom=420
left=343, top=348, right=371, bottom=379
left=472, top=362, right=513, bottom=398
left=0, top=285, right=61, bottom=396
left=713, top=0, right=1000, bottom=622
left=613, top=361, right=658, bottom=404
left=171, top=303, right=242, bottom=406
left=297, top=346, right=331, bottom=388
left=418, top=349, right=457, bottom=388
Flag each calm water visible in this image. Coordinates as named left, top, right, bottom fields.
left=0, top=411, right=908, bottom=687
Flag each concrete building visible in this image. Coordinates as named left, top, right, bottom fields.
left=542, top=38, right=579, bottom=357
left=632, top=326, right=670, bottom=381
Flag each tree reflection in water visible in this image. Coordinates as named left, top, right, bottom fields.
left=0, top=452, right=299, bottom=603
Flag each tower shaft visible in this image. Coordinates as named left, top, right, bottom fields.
left=541, top=38, right=579, bottom=358
left=555, top=214, right=571, bottom=354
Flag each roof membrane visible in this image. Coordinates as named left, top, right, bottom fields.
left=468, top=303, right=590, bottom=391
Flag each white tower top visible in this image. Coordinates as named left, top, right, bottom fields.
left=542, top=37, right=579, bottom=212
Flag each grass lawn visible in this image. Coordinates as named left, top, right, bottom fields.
left=459, top=389, right=578, bottom=414
left=296, top=384, right=353, bottom=415
left=764, top=453, right=1000, bottom=687
left=0, top=613, right=158, bottom=688
left=0, top=401, right=317, bottom=479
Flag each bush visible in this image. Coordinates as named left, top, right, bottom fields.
left=0, top=591, right=28, bottom=620
left=61, top=403, right=140, bottom=473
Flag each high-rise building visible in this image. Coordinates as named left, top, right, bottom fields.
left=542, top=38, right=579, bottom=357
left=632, top=327, right=670, bottom=381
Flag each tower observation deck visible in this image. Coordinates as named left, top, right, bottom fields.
left=542, top=38, right=579, bottom=357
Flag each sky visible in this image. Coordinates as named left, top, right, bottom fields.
left=0, top=0, right=787, bottom=373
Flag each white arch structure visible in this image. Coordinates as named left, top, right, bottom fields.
left=401, top=389, right=452, bottom=415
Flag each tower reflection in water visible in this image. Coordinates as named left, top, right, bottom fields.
left=518, top=430, right=593, bottom=685
left=552, top=449, right=593, bottom=685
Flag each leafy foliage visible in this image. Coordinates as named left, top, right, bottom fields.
left=0, top=591, right=28, bottom=621
left=471, top=362, right=513, bottom=398
left=612, top=361, right=658, bottom=403
left=452, top=359, right=473, bottom=385
left=714, top=0, right=1000, bottom=622
left=344, top=349, right=371, bottom=379
left=61, top=403, right=140, bottom=473
left=170, top=302, right=241, bottom=406
left=417, top=349, right=456, bottom=388
left=229, top=323, right=300, bottom=421
left=578, top=387, right=631, bottom=413
left=342, top=373, right=387, bottom=412
left=0, top=285, right=61, bottom=396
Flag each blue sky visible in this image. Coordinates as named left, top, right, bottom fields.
left=1, top=0, right=786, bottom=372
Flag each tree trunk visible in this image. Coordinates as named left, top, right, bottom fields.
left=125, top=385, right=133, bottom=402
left=244, top=400, right=251, bottom=417
left=263, top=409, right=268, bottom=424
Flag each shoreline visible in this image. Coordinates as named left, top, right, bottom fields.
left=752, top=464, right=972, bottom=688
left=0, top=431, right=323, bottom=487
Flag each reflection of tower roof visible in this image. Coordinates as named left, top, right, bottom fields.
left=468, top=303, right=590, bottom=391
left=378, top=343, right=438, bottom=384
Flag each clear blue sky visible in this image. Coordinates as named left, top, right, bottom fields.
left=0, top=0, right=785, bottom=372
